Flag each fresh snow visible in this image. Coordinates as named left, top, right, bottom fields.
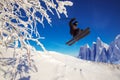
left=0, top=46, right=120, bottom=80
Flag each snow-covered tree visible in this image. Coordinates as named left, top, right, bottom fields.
left=0, top=0, right=73, bottom=80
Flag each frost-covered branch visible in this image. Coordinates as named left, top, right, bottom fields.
left=0, top=0, right=73, bottom=52
left=0, top=0, right=73, bottom=80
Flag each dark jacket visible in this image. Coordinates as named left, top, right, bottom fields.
left=69, top=18, right=79, bottom=36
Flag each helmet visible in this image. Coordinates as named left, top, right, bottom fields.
left=73, top=21, right=78, bottom=26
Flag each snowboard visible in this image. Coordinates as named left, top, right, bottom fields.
left=66, top=27, right=90, bottom=46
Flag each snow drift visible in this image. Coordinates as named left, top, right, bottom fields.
left=0, top=45, right=120, bottom=80
left=78, top=34, right=120, bottom=64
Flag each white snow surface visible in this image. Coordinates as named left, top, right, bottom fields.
left=0, top=46, right=120, bottom=80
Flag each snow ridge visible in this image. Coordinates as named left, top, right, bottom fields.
left=78, top=34, right=120, bottom=64
left=1, top=47, right=120, bottom=80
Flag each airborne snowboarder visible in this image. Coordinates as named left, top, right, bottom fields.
left=66, top=18, right=90, bottom=46
left=69, top=18, right=83, bottom=37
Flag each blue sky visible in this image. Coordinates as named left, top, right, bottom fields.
left=34, top=0, right=120, bottom=56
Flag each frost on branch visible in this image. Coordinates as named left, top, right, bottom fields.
left=0, top=0, right=73, bottom=80
left=0, top=0, right=73, bottom=52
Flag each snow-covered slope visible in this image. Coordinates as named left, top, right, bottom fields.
left=78, top=34, right=120, bottom=64
left=0, top=46, right=120, bottom=80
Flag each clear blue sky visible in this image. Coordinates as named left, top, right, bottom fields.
left=34, top=0, right=120, bottom=56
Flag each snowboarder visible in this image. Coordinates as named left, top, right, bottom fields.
left=69, top=18, right=83, bottom=37
left=66, top=18, right=90, bottom=46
